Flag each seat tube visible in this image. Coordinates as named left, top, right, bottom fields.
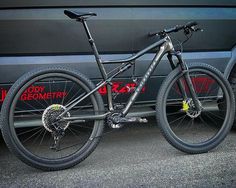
left=81, top=20, right=114, bottom=110
left=81, top=20, right=107, bottom=80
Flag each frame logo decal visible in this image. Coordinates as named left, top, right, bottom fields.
left=98, top=82, right=146, bottom=95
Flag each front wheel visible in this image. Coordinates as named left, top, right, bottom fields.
left=156, top=63, right=235, bottom=154
left=1, top=66, right=105, bottom=171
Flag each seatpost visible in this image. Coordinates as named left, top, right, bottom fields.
left=81, top=19, right=107, bottom=80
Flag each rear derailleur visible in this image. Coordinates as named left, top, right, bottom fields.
left=50, top=122, right=65, bottom=151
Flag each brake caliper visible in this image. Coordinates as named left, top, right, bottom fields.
left=182, top=100, right=189, bottom=112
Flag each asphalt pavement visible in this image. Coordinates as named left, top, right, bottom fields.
left=0, top=119, right=236, bottom=188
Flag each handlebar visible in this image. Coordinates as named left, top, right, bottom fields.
left=148, top=21, right=201, bottom=37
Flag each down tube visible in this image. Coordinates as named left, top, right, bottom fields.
left=122, top=43, right=168, bottom=116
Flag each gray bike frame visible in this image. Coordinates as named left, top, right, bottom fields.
left=60, top=19, right=199, bottom=122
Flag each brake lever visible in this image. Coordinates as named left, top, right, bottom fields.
left=190, top=26, right=203, bottom=32
left=148, top=32, right=159, bottom=37
left=195, top=28, right=204, bottom=32
left=184, top=27, right=191, bottom=35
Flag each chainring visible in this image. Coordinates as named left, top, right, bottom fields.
left=107, top=112, right=124, bottom=129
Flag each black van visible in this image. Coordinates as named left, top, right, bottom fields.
left=0, top=1, right=236, bottom=125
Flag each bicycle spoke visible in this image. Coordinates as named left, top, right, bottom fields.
left=4, top=67, right=106, bottom=161
left=17, top=126, right=42, bottom=136
left=169, top=114, right=187, bottom=125
left=61, top=80, right=68, bottom=105
left=160, top=66, right=232, bottom=150
left=198, top=115, right=216, bottom=131
left=167, top=111, right=183, bottom=116
left=22, top=127, right=44, bottom=143
left=32, top=128, right=45, bottom=145
left=15, top=107, right=41, bottom=116
left=65, top=88, right=83, bottom=106
left=39, top=129, right=47, bottom=146
left=68, top=127, right=81, bottom=138
left=205, top=110, right=225, bottom=120
left=48, top=80, right=53, bottom=105
left=174, top=114, right=187, bottom=129
left=20, top=100, right=43, bottom=115
left=64, top=82, right=75, bottom=103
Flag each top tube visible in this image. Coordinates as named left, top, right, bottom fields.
left=102, top=38, right=166, bottom=64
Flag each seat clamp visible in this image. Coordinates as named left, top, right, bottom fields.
left=89, top=39, right=94, bottom=44
left=76, top=18, right=83, bottom=22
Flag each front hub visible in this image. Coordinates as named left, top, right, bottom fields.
left=182, top=99, right=202, bottom=118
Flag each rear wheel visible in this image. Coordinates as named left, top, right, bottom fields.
left=156, top=63, right=235, bottom=154
left=1, top=66, right=104, bottom=171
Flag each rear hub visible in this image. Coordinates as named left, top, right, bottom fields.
left=42, top=104, right=70, bottom=132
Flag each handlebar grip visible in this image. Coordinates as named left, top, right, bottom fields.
left=185, top=21, right=198, bottom=28
left=174, top=25, right=185, bottom=32
left=164, top=25, right=184, bottom=33
left=148, top=21, right=199, bottom=37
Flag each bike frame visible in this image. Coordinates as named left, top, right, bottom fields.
left=60, top=19, right=200, bottom=122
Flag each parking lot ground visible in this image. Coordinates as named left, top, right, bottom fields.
left=0, top=119, right=236, bottom=187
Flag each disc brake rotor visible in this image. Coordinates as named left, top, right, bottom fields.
left=183, top=99, right=202, bottom=118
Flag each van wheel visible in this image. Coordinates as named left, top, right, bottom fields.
left=221, top=68, right=236, bottom=129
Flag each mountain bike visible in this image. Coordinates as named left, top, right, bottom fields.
left=1, top=10, right=235, bottom=171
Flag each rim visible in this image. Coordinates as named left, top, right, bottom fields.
left=162, top=68, right=230, bottom=146
left=8, top=72, right=100, bottom=162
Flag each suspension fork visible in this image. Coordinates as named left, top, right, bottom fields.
left=167, top=53, right=187, bottom=100
left=174, top=52, right=201, bottom=111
